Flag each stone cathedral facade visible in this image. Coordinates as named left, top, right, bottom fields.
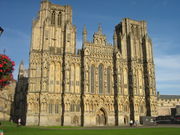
left=25, top=0, right=157, bottom=126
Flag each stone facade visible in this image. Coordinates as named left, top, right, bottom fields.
left=22, top=0, right=157, bottom=126
left=0, top=80, right=16, bottom=121
left=157, top=93, right=180, bottom=116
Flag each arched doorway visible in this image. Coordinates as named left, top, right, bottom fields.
left=72, top=115, right=79, bottom=126
left=124, top=115, right=128, bottom=125
left=96, top=108, right=106, bottom=126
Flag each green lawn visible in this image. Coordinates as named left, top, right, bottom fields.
left=1, top=121, right=180, bottom=135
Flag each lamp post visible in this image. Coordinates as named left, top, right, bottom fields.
left=0, top=27, right=4, bottom=36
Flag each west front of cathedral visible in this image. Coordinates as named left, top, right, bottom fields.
left=20, top=0, right=157, bottom=126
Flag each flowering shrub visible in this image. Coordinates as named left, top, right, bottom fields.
left=0, top=54, right=15, bottom=89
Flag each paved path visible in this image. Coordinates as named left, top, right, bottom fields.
left=77, top=124, right=180, bottom=130
left=40, top=124, right=180, bottom=130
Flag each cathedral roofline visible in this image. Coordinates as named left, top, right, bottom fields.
left=158, top=95, right=180, bottom=99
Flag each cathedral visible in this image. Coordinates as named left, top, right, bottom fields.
left=16, top=0, right=158, bottom=126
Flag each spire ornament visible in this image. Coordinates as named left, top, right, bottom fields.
left=97, top=23, right=102, bottom=34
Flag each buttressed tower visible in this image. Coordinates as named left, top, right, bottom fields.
left=25, top=0, right=157, bottom=126
left=27, top=0, right=76, bottom=125
left=115, top=18, right=157, bottom=121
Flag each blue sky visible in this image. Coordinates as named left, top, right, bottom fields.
left=0, top=0, right=180, bottom=95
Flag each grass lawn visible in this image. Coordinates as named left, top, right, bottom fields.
left=1, top=121, right=180, bottom=135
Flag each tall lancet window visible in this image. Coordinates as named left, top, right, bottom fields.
left=51, top=11, right=55, bottom=25
left=98, top=64, right=103, bottom=94
left=70, top=64, right=75, bottom=93
left=107, top=67, right=111, bottom=94
left=91, top=65, right=95, bottom=93
left=58, top=12, right=62, bottom=26
left=138, top=70, right=143, bottom=95
left=49, top=62, right=55, bottom=92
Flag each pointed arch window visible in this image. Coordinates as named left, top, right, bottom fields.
left=98, top=64, right=103, bottom=94
left=55, top=63, right=61, bottom=93
left=107, top=67, right=111, bottom=94
left=55, top=104, right=59, bottom=114
left=58, top=12, right=62, bottom=26
left=124, top=104, right=128, bottom=112
left=49, top=63, right=55, bottom=92
left=138, top=70, right=143, bottom=95
left=91, top=65, right=95, bottom=93
left=49, top=104, right=53, bottom=114
left=140, top=105, right=144, bottom=113
left=75, top=65, right=80, bottom=93
left=88, top=66, right=91, bottom=93
left=70, top=64, right=75, bottom=93
left=51, top=11, right=55, bottom=25
left=123, top=69, right=128, bottom=85
left=70, top=104, right=75, bottom=112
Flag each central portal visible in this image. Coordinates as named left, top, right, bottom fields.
left=96, top=108, right=106, bottom=126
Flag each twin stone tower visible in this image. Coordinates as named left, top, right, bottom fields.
left=18, top=0, right=157, bottom=126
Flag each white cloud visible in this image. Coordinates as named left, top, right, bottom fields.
left=157, top=83, right=180, bottom=89
left=155, top=54, right=180, bottom=81
left=154, top=53, right=180, bottom=94
left=151, top=34, right=180, bottom=94
left=155, top=55, right=180, bottom=70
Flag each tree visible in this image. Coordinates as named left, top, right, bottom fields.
left=0, top=54, right=15, bottom=89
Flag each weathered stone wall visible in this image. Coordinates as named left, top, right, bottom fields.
left=157, top=95, right=180, bottom=116
left=0, top=80, right=16, bottom=121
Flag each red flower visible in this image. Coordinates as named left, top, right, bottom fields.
left=0, top=54, right=15, bottom=89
